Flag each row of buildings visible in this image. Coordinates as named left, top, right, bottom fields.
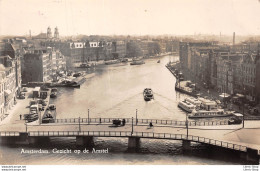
left=0, top=27, right=180, bottom=118
left=34, top=27, right=179, bottom=67
left=0, top=42, right=22, bottom=119
left=179, top=41, right=260, bottom=102
left=0, top=38, right=67, bottom=119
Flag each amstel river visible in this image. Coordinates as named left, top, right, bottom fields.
left=0, top=55, right=245, bottom=165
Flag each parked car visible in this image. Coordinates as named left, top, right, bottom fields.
left=48, top=104, right=56, bottom=110
left=22, top=87, right=28, bottom=92
left=18, top=93, right=25, bottom=99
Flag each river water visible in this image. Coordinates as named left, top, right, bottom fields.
left=0, top=55, right=245, bottom=165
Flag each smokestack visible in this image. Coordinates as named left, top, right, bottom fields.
left=233, top=32, right=235, bottom=45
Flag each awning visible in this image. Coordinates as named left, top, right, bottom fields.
left=4, top=90, right=11, bottom=96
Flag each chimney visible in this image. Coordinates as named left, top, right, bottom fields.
left=233, top=32, right=235, bottom=45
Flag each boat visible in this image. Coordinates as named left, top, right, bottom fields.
left=121, top=58, right=128, bottom=63
left=78, top=63, right=91, bottom=68
left=175, top=83, right=198, bottom=98
left=105, top=60, right=120, bottom=65
left=143, top=88, right=154, bottom=101
left=188, top=109, right=232, bottom=119
left=61, top=80, right=80, bottom=88
left=50, top=80, right=80, bottom=88
left=188, top=98, right=232, bottom=118
left=178, top=100, right=196, bottom=113
left=185, top=97, right=201, bottom=108
left=50, top=88, right=57, bottom=98
left=130, top=60, right=145, bottom=65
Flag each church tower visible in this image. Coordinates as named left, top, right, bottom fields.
left=54, top=27, right=59, bottom=39
left=47, top=27, right=52, bottom=39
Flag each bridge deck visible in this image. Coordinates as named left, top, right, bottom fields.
left=1, top=121, right=260, bottom=154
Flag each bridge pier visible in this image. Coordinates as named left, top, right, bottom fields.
left=76, top=136, right=94, bottom=146
left=128, top=137, right=140, bottom=149
left=240, top=148, right=260, bottom=163
left=182, top=140, right=191, bottom=151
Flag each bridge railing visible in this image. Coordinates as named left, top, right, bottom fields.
left=244, top=116, right=260, bottom=120
left=0, top=132, right=20, bottom=137
left=28, top=130, right=247, bottom=152
left=54, top=117, right=229, bottom=126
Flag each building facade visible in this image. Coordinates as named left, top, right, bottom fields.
left=0, top=55, right=16, bottom=119
left=241, top=53, right=257, bottom=100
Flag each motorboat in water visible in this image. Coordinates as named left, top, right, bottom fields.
left=143, top=88, right=154, bottom=101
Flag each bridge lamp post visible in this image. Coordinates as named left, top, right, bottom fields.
left=79, top=117, right=81, bottom=132
left=131, top=117, right=134, bottom=135
left=38, top=110, right=41, bottom=125
left=88, top=109, right=90, bottom=124
left=242, top=87, right=245, bottom=128
left=25, top=120, right=28, bottom=133
left=136, top=109, right=138, bottom=125
left=186, top=113, right=189, bottom=138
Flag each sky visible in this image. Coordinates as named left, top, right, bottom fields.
left=0, top=0, right=260, bottom=36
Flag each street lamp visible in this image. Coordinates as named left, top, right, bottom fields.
left=39, top=110, right=41, bottom=125
left=88, top=109, right=90, bottom=124
left=186, top=113, right=189, bottom=137
left=242, top=87, right=245, bottom=128
left=131, top=117, right=134, bottom=134
left=78, top=116, right=81, bottom=133
left=25, top=121, right=28, bottom=133
left=136, top=109, right=138, bottom=125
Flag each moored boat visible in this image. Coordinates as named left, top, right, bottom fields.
left=105, top=60, right=120, bottom=65
left=77, top=63, right=91, bottom=68
left=178, top=100, right=196, bottom=113
left=130, top=60, right=145, bottom=65
left=121, top=58, right=128, bottom=63
left=185, top=97, right=201, bottom=108
left=188, top=109, right=232, bottom=119
left=188, top=98, right=231, bottom=118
